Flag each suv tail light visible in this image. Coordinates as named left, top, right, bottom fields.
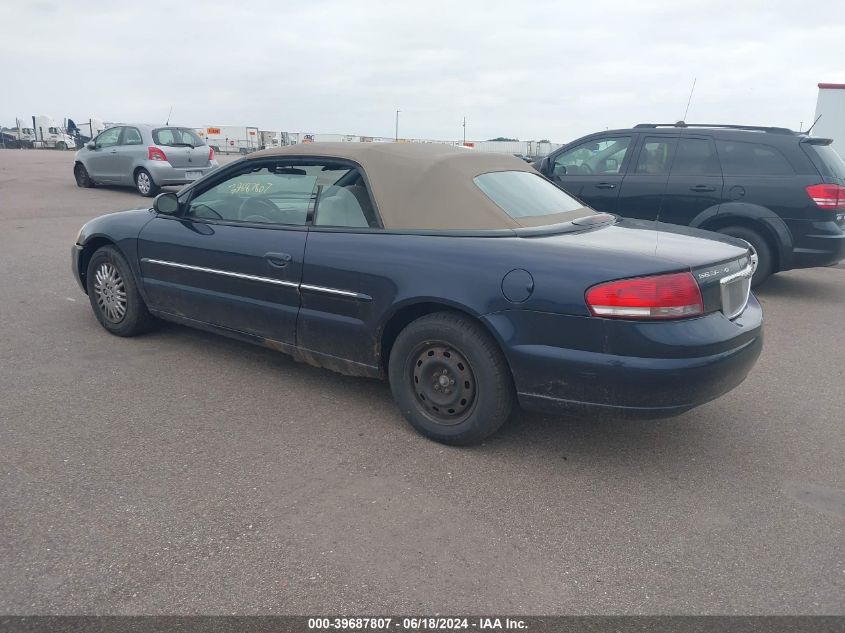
left=586, top=272, right=703, bottom=320
left=208, top=146, right=214, bottom=161
left=806, top=183, right=845, bottom=210
left=148, top=146, right=168, bottom=162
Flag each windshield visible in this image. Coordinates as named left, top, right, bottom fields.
left=808, top=144, right=845, bottom=180
left=473, top=171, right=589, bottom=220
left=153, top=127, right=205, bottom=147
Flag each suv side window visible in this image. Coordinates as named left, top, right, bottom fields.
left=634, top=137, right=675, bottom=174
left=95, top=127, right=122, bottom=149
left=672, top=138, right=720, bottom=175
left=716, top=140, right=794, bottom=176
left=553, top=136, right=632, bottom=176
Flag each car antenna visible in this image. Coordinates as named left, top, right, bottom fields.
left=165, top=105, right=173, bottom=126
left=682, top=77, right=697, bottom=121
left=681, top=77, right=698, bottom=121
left=804, top=114, right=822, bottom=135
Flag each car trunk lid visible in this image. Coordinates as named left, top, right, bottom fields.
left=524, top=218, right=755, bottom=319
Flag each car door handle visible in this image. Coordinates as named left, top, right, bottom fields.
left=690, top=185, right=716, bottom=192
left=595, top=182, right=616, bottom=189
left=265, top=252, right=292, bottom=268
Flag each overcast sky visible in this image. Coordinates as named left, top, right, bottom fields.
left=3, top=0, right=843, bottom=142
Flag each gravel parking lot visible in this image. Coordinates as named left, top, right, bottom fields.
left=0, top=149, right=843, bottom=615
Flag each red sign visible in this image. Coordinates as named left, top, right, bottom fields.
left=206, top=127, right=221, bottom=135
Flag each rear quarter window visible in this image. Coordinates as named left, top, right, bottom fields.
left=805, top=143, right=845, bottom=180
left=473, top=171, right=586, bottom=219
left=716, top=140, right=794, bottom=176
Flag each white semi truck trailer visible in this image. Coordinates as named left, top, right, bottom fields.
left=814, top=83, right=845, bottom=153
left=197, top=126, right=261, bottom=154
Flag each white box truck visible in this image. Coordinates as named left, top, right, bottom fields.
left=198, top=126, right=260, bottom=154
left=814, top=83, right=845, bottom=154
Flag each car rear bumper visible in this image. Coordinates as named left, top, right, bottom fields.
left=785, top=218, right=845, bottom=269
left=484, top=295, right=763, bottom=418
left=146, top=160, right=219, bottom=185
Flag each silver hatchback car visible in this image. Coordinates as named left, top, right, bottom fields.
left=73, top=124, right=219, bottom=196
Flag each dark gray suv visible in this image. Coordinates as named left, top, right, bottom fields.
left=536, top=123, right=845, bottom=285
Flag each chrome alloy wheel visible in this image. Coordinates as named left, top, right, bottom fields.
left=93, top=262, right=127, bottom=323
left=136, top=171, right=151, bottom=195
left=410, top=343, right=476, bottom=425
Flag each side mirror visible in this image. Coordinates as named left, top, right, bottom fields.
left=86, top=141, right=96, bottom=150
left=153, top=192, right=180, bottom=215
left=539, top=156, right=551, bottom=175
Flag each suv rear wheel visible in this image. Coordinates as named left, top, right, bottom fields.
left=716, top=225, right=773, bottom=287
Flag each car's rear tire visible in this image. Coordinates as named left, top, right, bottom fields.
left=388, top=312, right=514, bottom=445
left=86, top=245, right=155, bottom=337
left=135, top=168, right=160, bottom=197
left=74, top=163, right=95, bottom=188
left=716, top=225, right=773, bottom=287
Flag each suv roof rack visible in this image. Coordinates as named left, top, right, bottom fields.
left=634, top=123, right=796, bottom=135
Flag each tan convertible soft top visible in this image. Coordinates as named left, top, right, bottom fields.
left=245, top=143, right=589, bottom=230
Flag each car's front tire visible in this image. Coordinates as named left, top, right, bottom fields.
left=135, top=168, right=160, bottom=197
left=388, top=312, right=514, bottom=445
left=716, top=225, right=773, bottom=287
left=86, top=246, right=155, bottom=336
left=56, top=141, right=66, bottom=150
left=74, top=163, right=95, bottom=188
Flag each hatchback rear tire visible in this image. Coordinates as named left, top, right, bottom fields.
left=388, top=312, right=514, bottom=445
left=74, top=163, right=95, bottom=188
left=716, top=225, right=773, bottom=287
left=135, top=168, right=160, bottom=197
left=86, top=246, right=155, bottom=336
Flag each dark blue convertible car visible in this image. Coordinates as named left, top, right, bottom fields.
left=72, top=143, right=762, bottom=444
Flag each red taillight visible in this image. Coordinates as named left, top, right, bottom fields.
left=586, top=272, right=704, bottom=320
left=208, top=146, right=214, bottom=161
left=148, top=146, right=168, bottom=162
left=806, top=183, right=845, bottom=210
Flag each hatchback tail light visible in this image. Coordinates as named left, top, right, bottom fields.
left=148, top=146, right=168, bottom=162
left=585, top=272, right=704, bottom=320
left=208, top=146, right=214, bottom=161
left=806, top=183, right=845, bottom=210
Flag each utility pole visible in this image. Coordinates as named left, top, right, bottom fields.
left=462, top=116, right=466, bottom=146
left=395, top=110, right=400, bottom=142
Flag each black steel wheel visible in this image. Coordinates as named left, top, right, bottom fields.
left=388, top=311, right=514, bottom=445
left=410, top=342, right=477, bottom=425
